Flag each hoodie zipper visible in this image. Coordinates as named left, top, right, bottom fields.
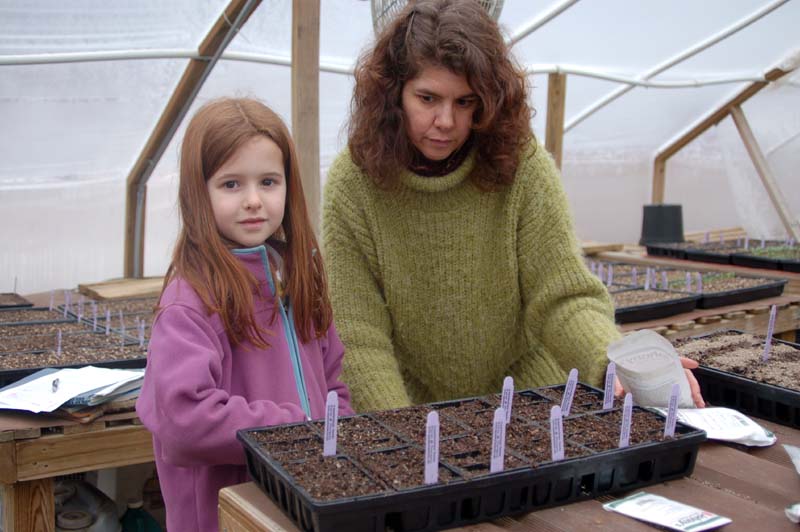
left=233, top=245, right=312, bottom=419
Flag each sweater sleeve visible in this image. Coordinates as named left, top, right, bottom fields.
left=136, top=304, right=306, bottom=467
left=322, top=160, right=412, bottom=412
left=514, top=146, right=621, bottom=388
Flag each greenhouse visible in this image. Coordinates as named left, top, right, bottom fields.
left=1, top=1, right=799, bottom=531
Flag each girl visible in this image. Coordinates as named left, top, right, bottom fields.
left=137, top=97, right=353, bottom=532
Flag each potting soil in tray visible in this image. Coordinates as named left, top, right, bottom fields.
left=664, top=272, right=787, bottom=308
left=673, top=330, right=800, bottom=428
left=0, top=330, right=138, bottom=354
left=0, top=321, right=91, bottom=338
left=0, top=344, right=147, bottom=388
left=0, top=293, right=33, bottom=309
left=0, top=307, right=73, bottom=326
left=613, top=289, right=699, bottom=324
left=238, top=383, right=705, bottom=532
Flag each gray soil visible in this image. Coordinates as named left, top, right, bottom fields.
left=613, top=289, right=690, bottom=308
left=673, top=331, right=800, bottom=389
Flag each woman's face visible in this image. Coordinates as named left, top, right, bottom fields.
left=401, top=65, right=478, bottom=161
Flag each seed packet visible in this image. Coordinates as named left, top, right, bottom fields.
left=604, top=491, right=731, bottom=531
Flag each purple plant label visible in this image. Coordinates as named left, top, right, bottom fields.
left=424, top=411, right=440, bottom=485
left=664, top=383, right=680, bottom=438
left=661, top=271, right=668, bottom=290
left=619, top=393, right=633, bottom=448
left=561, top=368, right=578, bottom=416
left=56, top=329, right=62, bottom=357
left=597, top=262, right=604, bottom=281
left=631, top=267, right=638, bottom=286
left=323, top=390, right=338, bottom=456
left=138, top=320, right=146, bottom=348
left=490, top=408, right=506, bottom=473
left=744, top=236, right=750, bottom=250
left=105, top=309, right=111, bottom=335
left=695, top=272, right=703, bottom=294
left=501, top=376, right=514, bottom=424
left=589, top=260, right=596, bottom=274
left=719, top=234, right=724, bottom=245
left=644, top=268, right=651, bottom=290
left=119, top=310, right=125, bottom=337
left=703, top=231, right=709, bottom=244
left=685, top=272, right=692, bottom=292
left=607, top=265, right=614, bottom=287
left=92, top=305, right=98, bottom=331
left=736, top=237, right=742, bottom=247
left=78, top=295, right=84, bottom=316
left=550, top=406, right=564, bottom=461
left=603, top=362, right=616, bottom=410
left=762, top=304, right=778, bottom=362
left=49, top=290, right=54, bottom=311
left=64, top=290, right=71, bottom=313
left=760, top=238, right=766, bottom=248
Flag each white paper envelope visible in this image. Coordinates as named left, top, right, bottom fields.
left=607, top=330, right=693, bottom=408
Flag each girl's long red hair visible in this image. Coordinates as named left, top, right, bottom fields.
left=163, top=97, right=331, bottom=346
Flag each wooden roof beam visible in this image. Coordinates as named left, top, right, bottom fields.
left=651, top=66, right=790, bottom=204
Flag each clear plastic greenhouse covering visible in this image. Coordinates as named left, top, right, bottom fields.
left=1, top=0, right=798, bottom=293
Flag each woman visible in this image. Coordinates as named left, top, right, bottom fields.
left=322, top=0, right=702, bottom=412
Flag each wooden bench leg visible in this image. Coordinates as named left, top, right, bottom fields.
left=3, top=478, right=55, bottom=532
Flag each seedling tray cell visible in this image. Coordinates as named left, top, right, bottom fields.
left=674, top=329, right=800, bottom=428
left=238, top=384, right=705, bottom=532
left=613, top=289, right=700, bottom=324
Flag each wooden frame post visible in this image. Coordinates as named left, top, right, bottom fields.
left=545, top=72, right=567, bottom=169
left=730, top=105, right=800, bottom=241
left=651, top=66, right=791, bottom=204
left=291, top=0, right=321, bottom=234
left=123, top=0, right=261, bottom=277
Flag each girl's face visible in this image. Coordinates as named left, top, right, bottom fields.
left=207, top=135, right=287, bottom=248
left=401, top=65, right=478, bottom=161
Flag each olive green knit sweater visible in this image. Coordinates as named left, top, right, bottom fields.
left=322, top=141, right=620, bottom=413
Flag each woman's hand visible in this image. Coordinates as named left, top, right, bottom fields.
left=680, top=356, right=705, bottom=408
left=613, top=356, right=705, bottom=408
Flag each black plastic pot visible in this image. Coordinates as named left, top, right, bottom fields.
left=639, top=204, right=684, bottom=246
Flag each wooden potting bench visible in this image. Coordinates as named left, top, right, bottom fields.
left=0, top=406, right=154, bottom=531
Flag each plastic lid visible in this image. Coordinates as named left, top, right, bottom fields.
left=127, top=499, right=144, bottom=509
left=56, top=510, right=93, bottom=530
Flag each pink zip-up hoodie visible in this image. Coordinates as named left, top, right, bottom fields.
left=136, top=245, right=353, bottom=532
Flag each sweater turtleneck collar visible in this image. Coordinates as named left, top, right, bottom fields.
left=399, top=147, right=476, bottom=193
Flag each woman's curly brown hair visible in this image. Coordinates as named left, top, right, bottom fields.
left=347, top=0, right=533, bottom=190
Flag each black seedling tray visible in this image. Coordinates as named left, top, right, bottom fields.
left=675, top=330, right=800, bottom=429
left=238, top=384, right=705, bottom=532
left=0, top=307, right=74, bottom=326
left=697, top=278, right=787, bottom=309
left=614, top=290, right=700, bottom=324
left=730, top=252, right=781, bottom=271
left=779, top=258, right=800, bottom=273
left=0, top=293, right=34, bottom=309
left=683, top=248, right=732, bottom=265
left=645, top=243, right=687, bottom=259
